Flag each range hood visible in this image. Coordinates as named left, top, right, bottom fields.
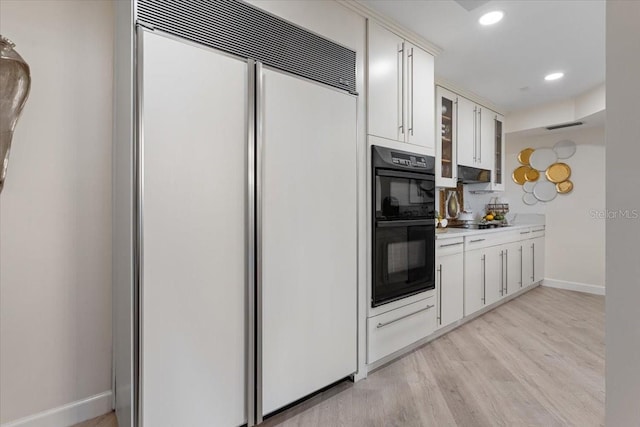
left=457, top=165, right=491, bottom=183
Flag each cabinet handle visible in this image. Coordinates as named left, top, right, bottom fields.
left=473, top=106, right=477, bottom=162
left=399, top=42, right=405, bottom=135
left=439, top=241, right=464, bottom=248
left=531, top=243, right=535, bottom=281
left=437, top=264, right=442, bottom=325
left=470, top=238, right=486, bottom=243
left=481, top=254, right=486, bottom=304
left=376, top=304, right=435, bottom=329
left=520, top=231, right=531, bottom=235
left=408, top=47, right=414, bottom=136
left=478, top=108, right=482, bottom=163
left=500, top=250, right=504, bottom=296
left=532, top=228, right=545, bottom=233
left=505, top=250, right=509, bottom=295
left=519, top=246, right=523, bottom=286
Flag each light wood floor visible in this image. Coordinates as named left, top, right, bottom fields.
left=79, top=286, right=604, bottom=427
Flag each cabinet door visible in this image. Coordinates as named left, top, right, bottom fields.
left=436, top=87, right=457, bottom=188
left=533, top=236, right=545, bottom=283
left=436, top=252, right=464, bottom=329
left=522, top=240, right=534, bottom=287
left=464, top=249, right=484, bottom=316
left=505, top=242, right=522, bottom=295
left=477, top=106, right=495, bottom=171
left=484, top=246, right=504, bottom=306
left=491, top=114, right=505, bottom=191
left=368, top=21, right=404, bottom=142
left=457, top=96, right=476, bottom=167
left=406, top=43, right=435, bottom=151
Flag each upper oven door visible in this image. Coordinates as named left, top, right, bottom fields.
left=375, top=169, right=435, bottom=221
left=373, top=220, right=435, bottom=307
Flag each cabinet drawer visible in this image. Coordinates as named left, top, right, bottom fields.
left=436, top=237, right=464, bottom=256
left=368, top=297, right=436, bottom=363
left=465, top=233, right=504, bottom=250
left=530, top=226, right=546, bottom=239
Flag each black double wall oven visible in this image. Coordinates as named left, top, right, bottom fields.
left=372, top=146, right=436, bottom=307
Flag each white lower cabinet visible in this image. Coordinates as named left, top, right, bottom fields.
left=368, top=296, right=436, bottom=363
left=435, top=240, right=464, bottom=330
left=532, top=235, right=545, bottom=284
left=504, top=241, right=523, bottom=295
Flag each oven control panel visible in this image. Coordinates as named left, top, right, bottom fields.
left=390, top=152, right=427, bottom=168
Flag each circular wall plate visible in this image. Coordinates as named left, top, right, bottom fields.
left=512, top=166, right=530, bottom=185
left=556, top=180, right=574, bottom=194
left=554, top=139, right=577, bottom=159
left=523, top=192, right=538, bottom=205
left=546, top=162, right=571, bottom=183
left=530, top=148, right=558, bottom=171
left=533, top=180, right=558, bottom=202
left=525, top=168, right=540, bottom=182
left=523, top=181, right=536, bottom=193
left=518, top=148, right=535, bottom=165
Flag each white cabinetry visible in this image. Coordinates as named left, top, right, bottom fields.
left=456, top=98, right=495, bottom=172
left=367, top=21, right=434, bottom=152
left=436, top=86, right=458, bottom=188
left=435, top=238, right=464, bottom=329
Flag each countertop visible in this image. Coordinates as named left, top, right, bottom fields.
left=435, top=223, right=545, bottom=239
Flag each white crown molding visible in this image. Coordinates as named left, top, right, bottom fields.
left=435, top=76, right=505, bottom=115
left=337, top=0, right=443, bottom=57
left=542, top=278, right=605, bottom=296
left=1, top=391, right=113, bottom=427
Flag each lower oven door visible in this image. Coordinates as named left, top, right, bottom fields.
left=373, top=220, right=435, bottom=307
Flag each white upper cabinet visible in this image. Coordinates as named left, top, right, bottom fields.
left=367, top=21, right=435, bottom=153
left=491, top=114, right=506, bottom=191
left=456, top=96, right=477, bottom=167
left=478, top=106, right=495, bottom=171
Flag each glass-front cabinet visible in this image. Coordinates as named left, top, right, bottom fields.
left=436, top=86, right=458, bottom=188
left=491, top=114, right=505, bottom=191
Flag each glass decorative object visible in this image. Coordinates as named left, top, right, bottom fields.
left=1, top=35, right=31, bottom=193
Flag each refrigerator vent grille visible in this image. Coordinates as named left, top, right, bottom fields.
left=136, top=0, right=357, bottom=94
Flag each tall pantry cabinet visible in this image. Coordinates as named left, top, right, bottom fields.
left=113, top=2, right=358, bottom=426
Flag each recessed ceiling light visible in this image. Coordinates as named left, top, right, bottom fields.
left=544, top=72, right=565, bottom=81
left=479, top=11, right=504, bottom=26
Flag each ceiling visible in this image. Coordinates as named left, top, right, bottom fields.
left=359, top=0, right=605, bottom=113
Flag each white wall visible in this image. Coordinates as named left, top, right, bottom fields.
left=606, top=1, right=640, bottom=424
left=503, top=126, right=606, bottom=289
left=0, top=1, right=114, bottom=424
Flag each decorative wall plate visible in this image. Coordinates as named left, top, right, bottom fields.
left=533, top=180, right=558, bottom=202
left=518, top=148, right=534, bottom=165
left=546, top=162, right=571, bottom=183
left=523, top=181, right=536, bottom=193
left=523, top=192, right=538, bottom=205
left=512, top=166, right=530, bottom=185
left=530, top=148, right=558, bottom=171
left=556, top=180, right=574, bottom=194
left=525, top=168, right=540, bottom=182
left=553, top=139, right=577, bottom=159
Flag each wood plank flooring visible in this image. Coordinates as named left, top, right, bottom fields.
left=77, top=286, right=604, bottom=427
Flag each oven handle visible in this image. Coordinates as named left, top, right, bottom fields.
left=375, top=168, right=435, bottom=182
left=376, top=219, right=435, bottom=228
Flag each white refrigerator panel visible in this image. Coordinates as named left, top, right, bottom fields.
left=141, top=31, right=246, bottom=426
left=261, top=69, right=358, bottom=415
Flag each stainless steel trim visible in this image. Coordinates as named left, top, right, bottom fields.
left=409, top=47, right=414, bottom=136
left=255, top=61, right=264, bottom=424
left=505, top=249, right=509, bottom=295
left=134, top=26, right=144, bottom=427
left=438, top=242, right=464, bottom=248
left=246, top=59, right=257, bottom=427
left=376, top=304, right=435, bottom=328
left=470, top=238, right=486, bottom=243
left=399, top=42, right=405, bottom=135
left=473, top=106, right=477, bottom=161
left=478, top=108, right=482, bottom=163
left=437, top=264, right=442, bottom=324
left=481, top=254, right=486, bottom=303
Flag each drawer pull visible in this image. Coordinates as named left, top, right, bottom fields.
left=520, top=231, right=531, bottom=234
left=532, top=228, right=545, bottom=233
left=470, top=238, right=486, bottom=243
left=439, top=242, right=464, bottom=248
left=376, top=305, right=435, bottom=329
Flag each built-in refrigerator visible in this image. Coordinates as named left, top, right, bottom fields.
left=113, top=2, right=359, bottom=425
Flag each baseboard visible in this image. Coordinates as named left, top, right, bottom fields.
left=1, top=391, right=112, bottom=427
left=542, top=278, right=605, bottom=295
